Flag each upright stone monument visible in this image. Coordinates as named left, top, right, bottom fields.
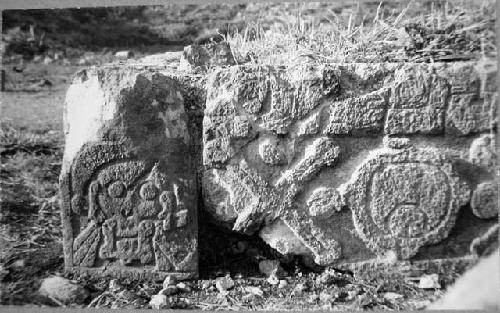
left=60, top=65, right=198, bottom=280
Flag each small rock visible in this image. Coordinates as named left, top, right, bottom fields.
left=117, top=290, right=137, bottom=301
left=108, top=279, right=123, bottom=292
left=115, top=50, right=134, bottom=60
left=267, top=274, right=279, bottom=285
left=347, top=289, right=359, bottom=301
left=320, top=291, right=334, bottom=303
left=418, top=274, right=441, bottom=289
left=234, top=273, right=244, bottom=280
left=163, top=275, right=177, bottom=288
left=215, top=275, right=234, bottom=293
left=278, top=279, right=288, bottom=289
left=43, top=57, right=53, bottom=65
left=384, top=292, right=403, bottom=301
left=38, top=276, right=89, bottom=305
left=308, top=294, right=319, bottom=303
left=411, top=299, right=432, bottom=310
left=292, top=283, right=306, bottom=295
left=149, top=294, right=170, bottom=309
left=201, top=280, right=213, bottom=290
left=357, top=292, right=376, bottom=307
left=245, top=286, right=263, bottom=297
left=317, top=269, right=347, bottom=286
left=77, top=58, right=87, bottom=66
left=242, top=293, right=256, bottom=303
left=160, top=285, right=179, bottom=296
left=176, top=282, right=191, bottom=292
left=259, top=259, right=284, bottom=277
left=53, top=52, right=64, bottom=60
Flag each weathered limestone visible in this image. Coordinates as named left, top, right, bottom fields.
left=202, top=61, right=498, bottom=266
left=60, top=64, right=199, bottom=280
left=61, top=49, right=498, bottom=276
left=179, top=42, right=236, bottom=73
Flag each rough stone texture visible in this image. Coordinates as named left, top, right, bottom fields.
left=471, top=181, right=498, bottom=219
left=60, top=64, right=200, bottom=280
left=39, top=276, right=89, bottom=304
left=344, top=146, right=470, bottom=260
left=180, top=42, right=235, bottom=73
left=202, top=61, right=498, bottom=266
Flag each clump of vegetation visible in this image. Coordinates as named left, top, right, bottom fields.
left=0, top=124, right=64, bottom=305
left=225, top=0, right=496, bottom=65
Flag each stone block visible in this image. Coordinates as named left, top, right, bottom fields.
left=60, top=64, right=198, bottom=280
left=202, top=61, right=498, bottom=266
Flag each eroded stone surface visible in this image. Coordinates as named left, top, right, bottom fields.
left=180, top=42, right=235, bottom=73
left=469, top=134, right=497, bottom=167
left=471, top=181, right=498, bottom=219
left=343, top=146, right=470, bottom=260
left=60, top=65, right=198, bottom=280
left=202, top=61, right=498, bottom=266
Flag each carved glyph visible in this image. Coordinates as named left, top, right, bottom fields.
left=65, top=143, right=197, bottom=275
left=61, top=67, right=198, bottom=279
left=202, top=62, right=497, bottom=266
left=344, top=146, right=471, bottom=259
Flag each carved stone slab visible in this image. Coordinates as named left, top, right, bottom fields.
left=60, top=65, right=198, bottom=280
left=202, top=61, right=498, bottom=266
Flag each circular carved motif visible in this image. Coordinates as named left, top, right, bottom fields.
left=140, top=181, right=158, bottom=200
left=108, top=181, right=126, bottom=198
left=471, top=181, right=498, bottom=219
left=346, top=148, right=470, bottom=260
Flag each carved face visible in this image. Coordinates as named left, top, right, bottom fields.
left=89, top=161, right=167, bottom=222
left=86, top=161, right=189, bottom=264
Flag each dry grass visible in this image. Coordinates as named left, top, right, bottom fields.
left=226, top=0, right=496, bottom=65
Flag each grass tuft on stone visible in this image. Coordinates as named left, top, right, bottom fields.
left=225, top=0, right=496, bottom=65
